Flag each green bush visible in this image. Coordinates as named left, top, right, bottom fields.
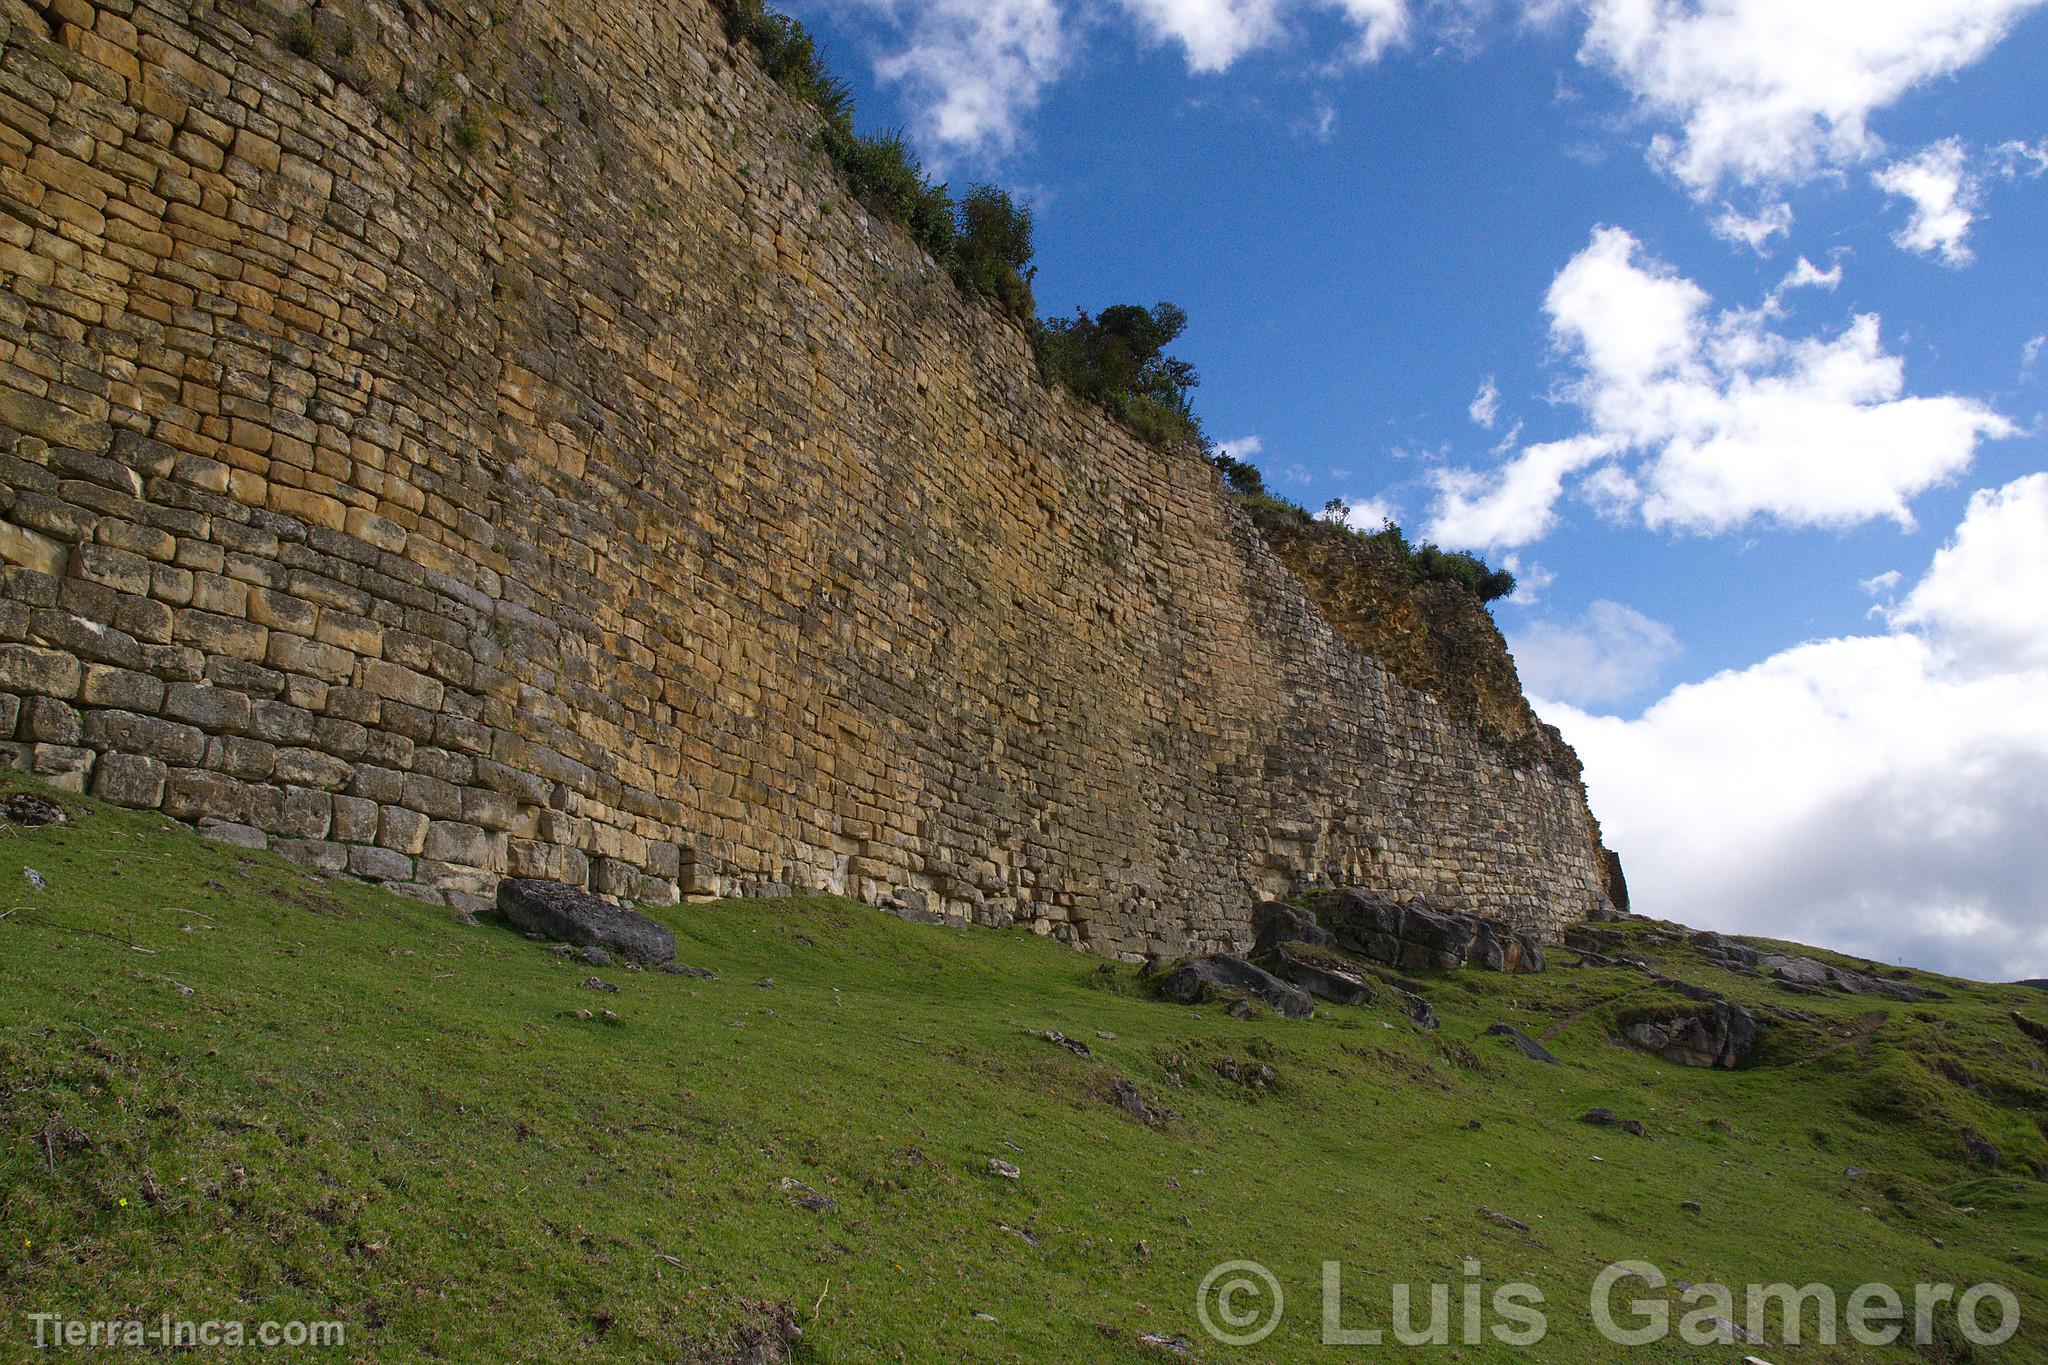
left=1036, top=303, right=1206, bottom=452
left=1211, top=451, right=1266, bottom=496
left=1241, top=494, right=1518, bottom=605
left=723, top=2, right=1039, bottom=323
left=955, top=186, right=1036, bottom=321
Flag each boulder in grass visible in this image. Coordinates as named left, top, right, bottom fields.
left=1263, top=943, right=1375, bottom=1007
left=1153, top=954, right=1314, bottom=1021
left=1250, top=900, right=1334, bottom=957
left=496, top=878, right=676, bottom=965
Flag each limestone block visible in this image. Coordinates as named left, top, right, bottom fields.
left=0, top=645, right=82, bottom=698
left=81, top=710, right=205, bottom=766
left=92, top=752, right=167, bottom=808
left=163, top=681, right=250, bottom=733
left=20, top=696, right=80, bottom=744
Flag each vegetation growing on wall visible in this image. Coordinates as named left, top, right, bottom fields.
left=721, top=0, right=1514, bottom=607
left=1239, top=492, right=1520, bottom=605
left=720, top=0, right=1037, bottom=322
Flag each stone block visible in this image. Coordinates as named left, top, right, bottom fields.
left=275, top=839, right=347, bottom=874
left=0, top=645, right=82, bottom=698
left=348, top=845, right=415, bottom=881
left=172, top=608, right=267, bottom=661
left=163, top=681, right=250, bottom=733
left=377, top=804, right=428, bottom=854
left=91, top=752, right=168, bottom=808
left=274, top=746, right=351, bottom=788
left=0, top=520, right=71, bottom=577
left=69, top=542, right=150, bottom=595
left=248, top=700, right=316, bottom=744
left=422, top=819, right=495, bottom=867
left=246, top=586, right=317, bottom=634
left=79, top=663, right=164, bottom=711
left=81, top=710, right=205, bottom=765
left=266, top=632, right=354, bottom=681
left=20, top=696, right=81, bottom=744
left=30, top=744, right=93, bottom=791
left=199, top=820, right=267, bottom=850
left=400, top=772, right=461, bottom=819
left=360, top=658, right=442, bottom=710
left=164, top=769, right=248, bottom=823
left=332, top=794, right=379, bottom=843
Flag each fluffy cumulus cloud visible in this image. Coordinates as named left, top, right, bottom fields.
left=1541, top=475, right=2048, bottom=981
left=843, top=0, right=1069, bottom=159
left=1426, top=227, right=2013, bottom=548
left=1507, top=600, right=1680, bottom=705
left=1710, top=200, right=1792, bottom=254
left=1114, top=0, right=1413, bottom=69
left=1571, top=0, right=2048, bottom=196
left=1874, top=138, right=1982, bottom=266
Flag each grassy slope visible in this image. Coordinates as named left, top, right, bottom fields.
left=1, top=776, right=2044, bottom=1363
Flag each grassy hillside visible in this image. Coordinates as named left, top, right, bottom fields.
left=2, top=775, right=2043, bottom=1363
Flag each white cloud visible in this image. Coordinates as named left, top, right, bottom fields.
left=1992, top=137, right=2048, bottom=179
left=1427, top=435, right=1614, bottom=548
left=1874, top=139, right=1981, bottom=266
left=1501, top=553, right=1556, bottom=605
left=1427, top=228, right=2013, bottom=548
left=1770, top=255, right=1843, bottom=303
left=1710, top=200, right=1792, bottom=254
left=1468, top=375, right=1501, bottom=429
left=1333, top=494, right=1400, bottom=530
left=2026, top=335, right=2046, bottom=370
left=1114, top=0, right=1412, bottom=71
left=849, top=0, right=1069, bottom=161
left=1508, top=600, right=1680, bottom=706
left=1571, top=0, right=2048, bottom=196
left=1215, top=434, right=1265, bottom=461
left=1542, top=474, right=2048, bottom=980
left=1888, top=475, right=2048, bottom=674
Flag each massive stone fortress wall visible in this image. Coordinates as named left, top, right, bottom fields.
left=0, top=0, right=1614, bottom=954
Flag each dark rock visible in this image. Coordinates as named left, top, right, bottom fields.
left=1761, top=954, right=1831, bottom=987
left=660, top=963, right=718, bottom=979
left=580, top=976, right=620, bottom=994
left=1564, top=925, right=1625, bottom=955
left=780, top=1177, right=835, bottom=1212
left=1486, top=1023, right=1557, bottom=1065
left=1389, top=984, right=1438, bottom=1031
left=1580, top=1108, right=1646, bottom=1136
left=1044, top=1030, right=1093, bottom=1059
left=1153, top=954, right=1314, bottom=1020
left=1622, top=1002, right=1759, bottom=1069
left=1688, top=931, right=1760, bottom=971
left=1479, top=1207, right=1530, bottom=1232
left=496, top=879, right=676, bottom=965
left=1963, top=1131, right=2000, bottom=1168
left=576, top=945, right=613, bottom=967
left=1262, top=944, right=1375, bottom=1006
left=1251, top=900, right=1334, bottom=957
left=1213, top=1056, right=1277, bottom=1090
left=1110, top=1077, right=1176, bottom=1126
left=2012, top=1012, right=2048, bottom=1046
left=1, top=792, right=68, bottom=827
left=1314, top=888, right=1545, bottom=974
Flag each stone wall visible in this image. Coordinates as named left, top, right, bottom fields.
left=0, top=0, right=1615, bottom=955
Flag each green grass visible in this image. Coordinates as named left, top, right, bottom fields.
left=1, top=774, right=2043, bottom=1361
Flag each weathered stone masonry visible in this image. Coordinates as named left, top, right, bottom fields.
left=0, top=0, right=1614, bottom=954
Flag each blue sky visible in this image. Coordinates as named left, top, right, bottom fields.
left=778, top=0, right=2048, bottom=979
